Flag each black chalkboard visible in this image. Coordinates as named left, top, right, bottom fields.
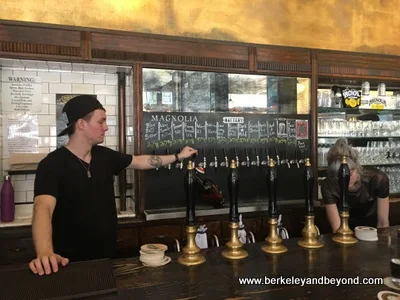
left=142, top=111, right=311, bottom=210
left=143, top=112, right=309, bottom=151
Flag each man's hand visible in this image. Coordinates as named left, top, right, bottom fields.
left=178, top=146, right=198, bottom=160
left=29, top=253, right=69, bottom=275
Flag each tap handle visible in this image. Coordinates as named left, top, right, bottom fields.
left=166, top=148, right=171, bottom=170
left=255, top=148, right=260, bottom=167
left=245, top=148, right=250, bottom=167
left=295, top=147, right=300, bottom=168
left=234, top=148, right=240, bottom=167
left=284, top=145, right=290, bottom=168
left=177, top=148, right=184, bottom=170
left=202, top=149, right=207, bottom=170
left=274, top=146, right=280, bottom=166
left=223, top=148, right=228, bottom=167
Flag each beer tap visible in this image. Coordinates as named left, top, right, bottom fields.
left=234, top=148, right=240, bottom=168
left=165, top=148, right=172, bottom=171
left=252, top=148, right=260, bottom=168
left=175, top=148, right=184, bottom=170
left=280, top=145, right=290, bottom=168
left=274, top=147, right=280, bottom=166
left=209, top=148, right=218, bottom=172
left=261, top=148, right=269, bottom=166
left=198, top=149, right=207, bottom=173
left=290, top=147, right=300, bottom=169
left=241, top=148, right=250, bottom=167
left=220, top=148, right=229, bottom=168
left=298, top=148, right=305, bottom=164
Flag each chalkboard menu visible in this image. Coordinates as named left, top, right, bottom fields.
left=143, top=112, right=310, bottom=151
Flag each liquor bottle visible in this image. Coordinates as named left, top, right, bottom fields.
left=194, top=173, right=224, bottom=209
left=1, top=175, right=15, bottom=222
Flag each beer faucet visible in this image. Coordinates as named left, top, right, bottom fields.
left=165, top=148, right=172, bottom=171
left=220, top=148, right=229, bottom=168
left=261, top=148, right=269, bottom=166
left=234, top=148, right=240, bottom=168
left=299, top=148, right=306, bottom=165
left=290, top=147, right=300, bottom=168
left=198, top=149, right=207, bottom=173
left=209, top=148, right=218, bottom=171
left=274, top=147, right=281, bottom=166
left=281, top=145, right=290, bottom=168
left=241, top=148, right=250, bottom=167
left=175, top=148, right=184, bottom=170
left=252, top=148, right=260, bottom=168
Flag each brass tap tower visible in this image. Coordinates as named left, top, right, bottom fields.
left=298, top=158, right=324, bottom=249
left=222, top=160, right=248, bottom=260
left=332, top=156, right=358, bottom=245
left=261, top=159, right=288, bottom=254
left=178, top=160, right=206, bottom=266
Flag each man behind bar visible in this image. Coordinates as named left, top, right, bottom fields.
left=29, top=95, right=197, bottom=275
left=320, top=137, right=389, bottom=232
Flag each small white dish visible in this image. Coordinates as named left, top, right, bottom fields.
left=142, top=256, right=171, bottom=267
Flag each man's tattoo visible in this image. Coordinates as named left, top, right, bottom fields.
left=149, top=155, right=162, bottom=168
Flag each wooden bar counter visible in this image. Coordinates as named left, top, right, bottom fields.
left=110, top=226, right=398, bottom=299
left=1, top=226, right=399, bottom=299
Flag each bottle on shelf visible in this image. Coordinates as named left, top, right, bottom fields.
left=1, top=175, right=15, bottom=222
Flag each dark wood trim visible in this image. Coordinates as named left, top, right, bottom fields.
left=311, top=50, right=318, bottom=201
left=80, top=31, right=91, bottom=60
left=256, top=46, right=312, bottom=75
left=132, top=63, right=145, bottom=219
left=248, top=46, right=257, bottom=72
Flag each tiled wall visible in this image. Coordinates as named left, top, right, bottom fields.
left=0, top=59, right=134, bottom=216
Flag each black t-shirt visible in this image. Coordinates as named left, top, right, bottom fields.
left=34, top=145, right=132, bottom=262
left=320, top=168, right=389, bottom=228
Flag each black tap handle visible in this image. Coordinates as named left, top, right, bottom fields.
left=266, top=147, right=270, bottom=161
left=295, top=147, right=300, bottom=168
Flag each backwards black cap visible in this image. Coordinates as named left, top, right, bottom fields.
left=57, top=95, right=105, bottom=137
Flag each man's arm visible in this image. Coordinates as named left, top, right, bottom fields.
left=377, top=196, right=390, bottom=228
left=129, top=146, right=197, bottom=170
left=30, top=195, right=69, bottom=275
left=325, top=203, right=341, bottom=233
left=32, top=195, right=56, bottom=257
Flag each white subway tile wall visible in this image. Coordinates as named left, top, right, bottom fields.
left=0, top=59, right=134, bottom=214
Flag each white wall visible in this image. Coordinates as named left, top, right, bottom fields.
left=0, top=59, right=134, bottom=217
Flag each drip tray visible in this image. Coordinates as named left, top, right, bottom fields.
left=0, top=258, right=117, bottom=300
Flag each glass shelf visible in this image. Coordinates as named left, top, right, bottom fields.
left=318, top=107, right=400, bottom=115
